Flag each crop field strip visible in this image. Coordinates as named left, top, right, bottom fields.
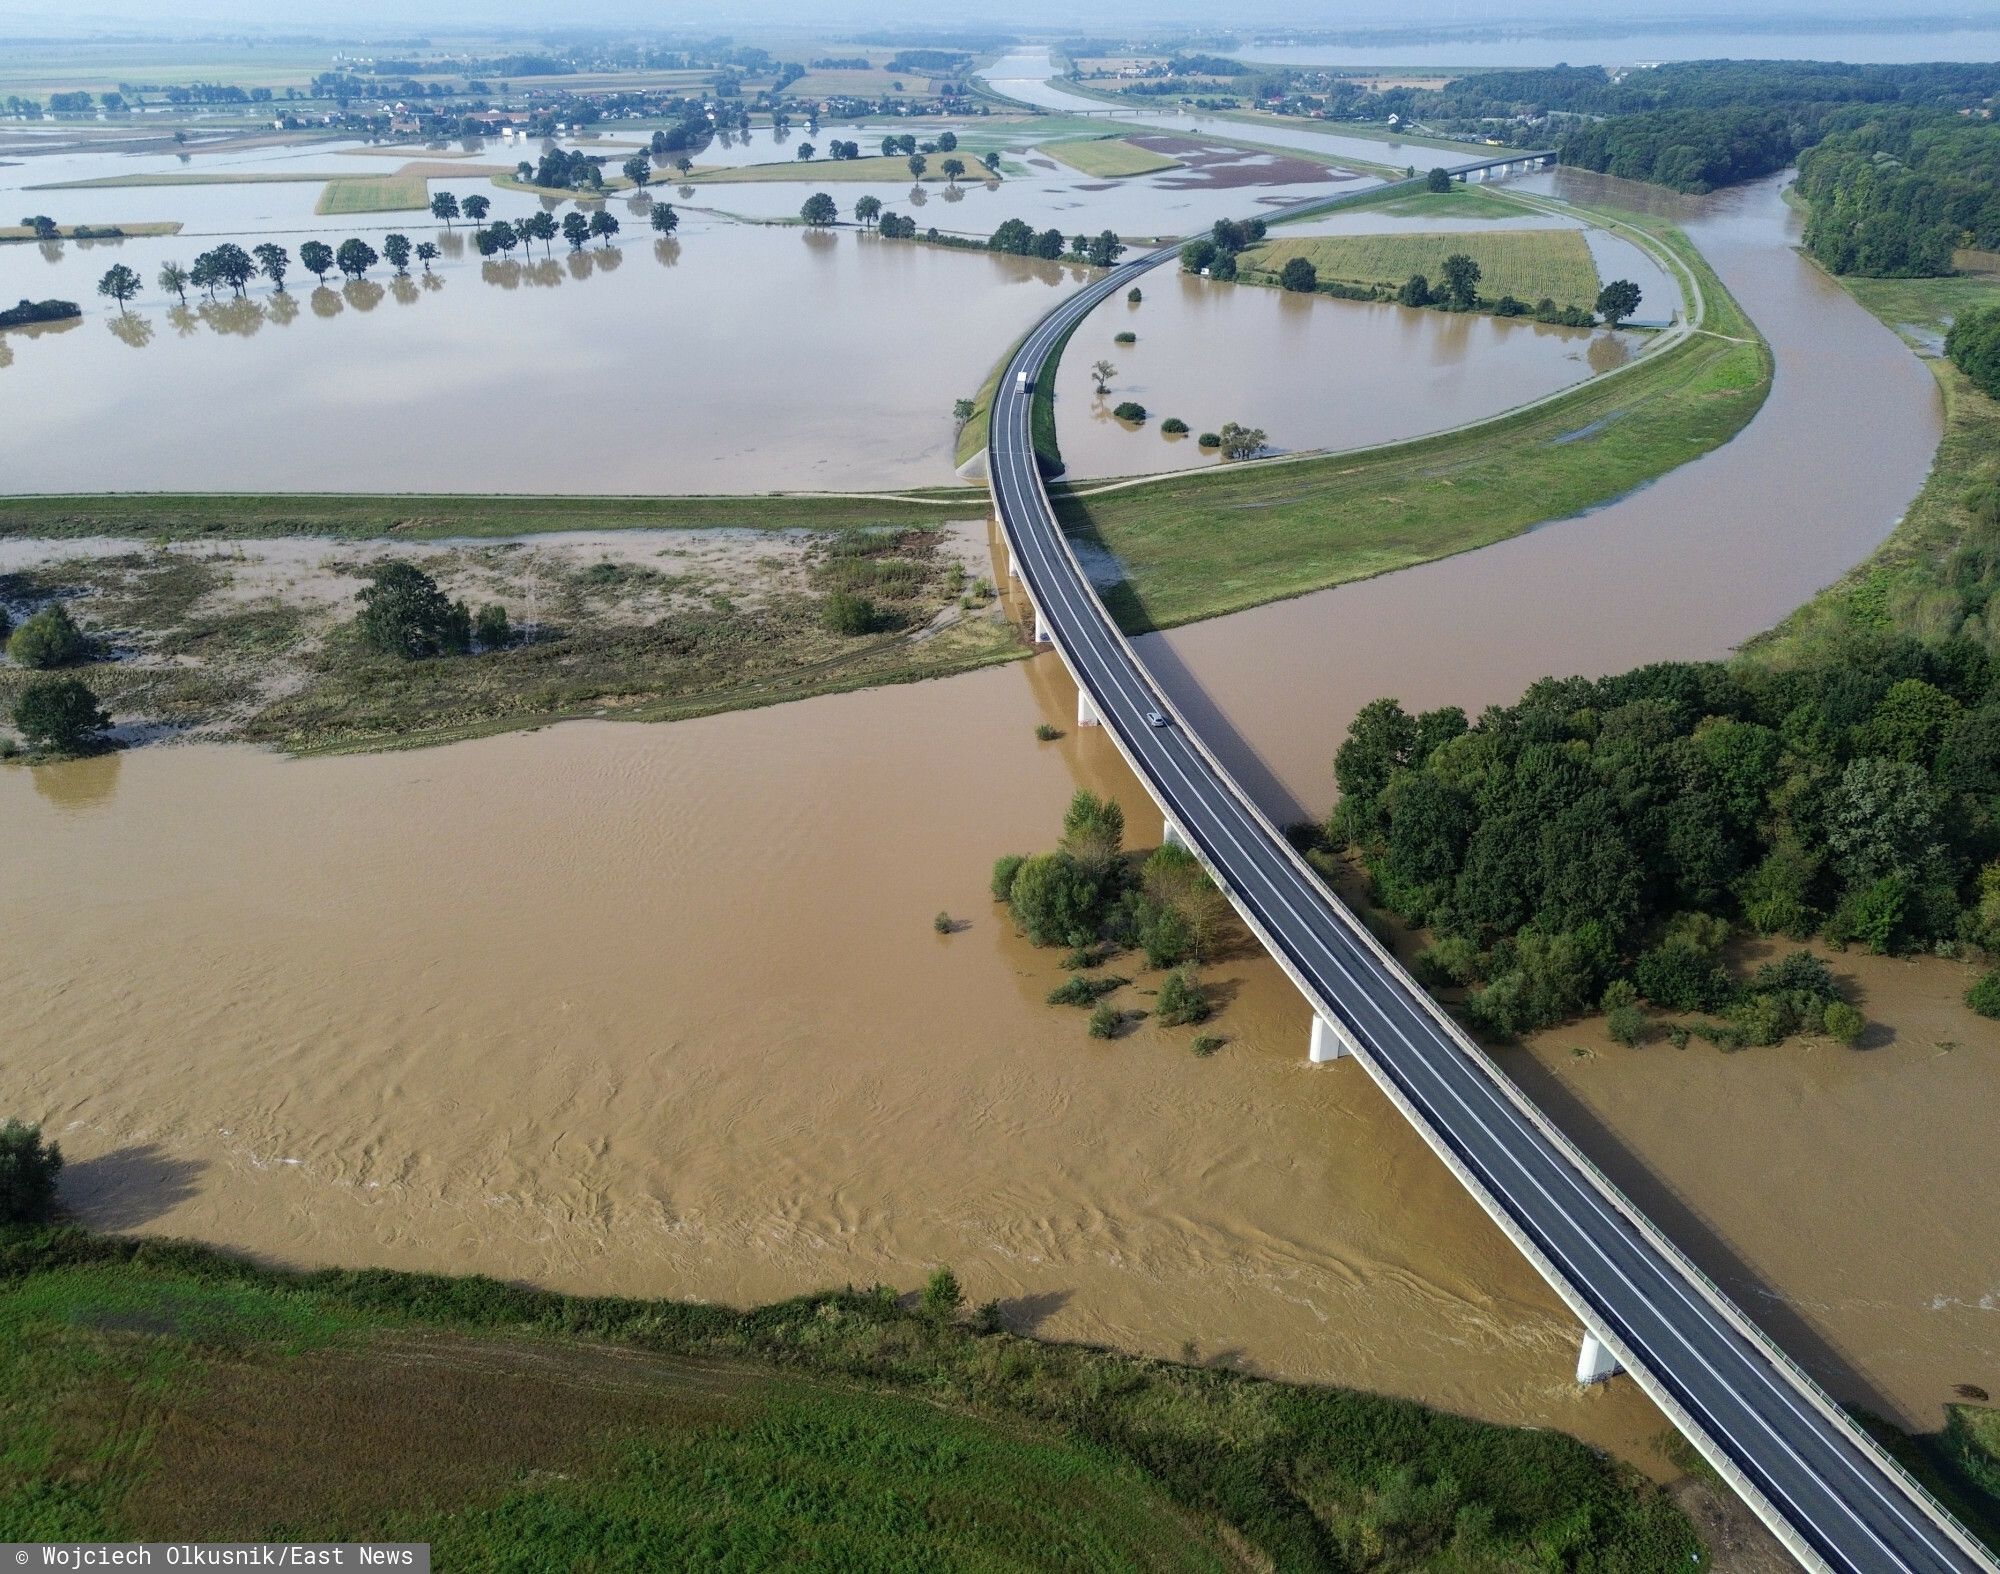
left=1244, top=227, right=1602, bottom=308
left=1043, top=136, right=1185, bottom=178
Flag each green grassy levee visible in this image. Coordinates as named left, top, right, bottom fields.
left=1056, top=216, right=1767, bottom=633
left=0, top=1229, right=1703, bottom=1570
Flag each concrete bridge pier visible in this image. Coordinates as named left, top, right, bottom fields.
left=1309, top=1013, right=1360, bottom=1063
left=1576, top=1331, right=1622, bottom=1385
left=1077, top=687, right=1102, bottom=727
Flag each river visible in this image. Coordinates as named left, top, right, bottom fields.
left=2, top=125, right=1987, bottom=1470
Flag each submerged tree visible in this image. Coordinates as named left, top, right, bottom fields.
left=253, top=242, right=289, bottom=291
left=157, top=260, right=190, bottom=304
left=1596, top=278, right=1643, bottom=328
left=300, top=240, right=334, bottom=285
left=95, top=263, right=140, bottom=313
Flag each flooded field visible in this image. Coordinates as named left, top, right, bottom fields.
left=1057, top=263, right=1627, bottom=480
left=1143, top=170, right=1944, bottom=819
left=0, top=217, right=1080, bottom=492
left=0, top=661, right=1666, bottom=1465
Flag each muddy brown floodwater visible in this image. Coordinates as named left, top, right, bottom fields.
left=0, top=658, right=1665, bottom=1466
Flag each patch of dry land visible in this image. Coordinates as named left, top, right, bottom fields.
left=0, top=521, right=1015, bottom=753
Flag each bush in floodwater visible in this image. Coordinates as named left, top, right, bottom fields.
left=1114, top=330, right=1136, bottom=343
left=1606, top=1002, right=1650, bottom=1046
left=1964, top=969, right=2000, bottom=1019
left=1048, top=973, right=1125, bottom=1007
left=1197, top=431, right=1221, bottom=449
left=1126, top=286, right=1142, bottom=304
left=822, top=590, right=877, bottom=636
left=934, top=910, right=954, bottom=935
left=1278, top=256, right=1317, bottom=293
left=1155, top=968, right=1208, bottom=1027
left=1087, top=1001, right=1122, bottom=1039
left=1161, top=417, right=1189, bottom=435
left=1192, top=1035, right=1222, bottom=1057
left=1822, top=1000, right=1867, bottom=1044
left=1034, top=723, right=1062, bottom=741
left=1112, top=401, right=1146, bottom=422
left=990, top=854, right=1027, bottom=903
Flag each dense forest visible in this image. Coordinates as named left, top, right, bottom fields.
left=1329, top=628, right=2000, bottom=1039
left=1948, top=302, right=2000, bottom=400
left=1797, top=111, right=2000, bottom=274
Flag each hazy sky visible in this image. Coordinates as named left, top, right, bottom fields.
left=0, top=0, right=1982, bottom=35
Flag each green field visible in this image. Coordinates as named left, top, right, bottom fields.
left=0, top=1229, right=1701, bottom=1569
left=0, top=488, right=976, bottom=543
left=1057, top=219, right=1767, bottom=631
left=1243, top=227, right=1601, bottom=310
left=314, top=173, right=431, bottom=215
left=783, top=67, right=942, bottom=99
left=1044, top=136, right=1184, bottom=178
left=1359, top=185, right=1535, bottom=221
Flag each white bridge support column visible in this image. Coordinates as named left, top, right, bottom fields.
left=1576, top=1331, right=1621, bottom=1385
left=1076, top=687, right=1102, bottom=727
left=1309, top=1013, right=1360, bottom=1064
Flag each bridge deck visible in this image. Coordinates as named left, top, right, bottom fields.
left=985, top=200, right=1995, bottom=1574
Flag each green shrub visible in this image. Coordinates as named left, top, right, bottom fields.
left=1161, top=417, right=1189, bottom=434
left=1197, top=431, right=1221, bottom=448
left=356, top=562, right=470, bottom=659
left=1822, top=1000, right=1867, bottom=1044
left=1606, top=1003, right=1650, bottom=1046
left=473, top=602, right=511, bottom=649
left=8, top=603, right=88, bottom=668
left=1635, top=940, right=1732, bottom=1012
left=822, top=590, right=877, bottom=635
left=1967, top=970, right=2000, bottom=1019
left=920, top=1265, right=964, bottom=1321
left=1278, top=255, right=1318, bottom=293
left=1154, top=968, right=1208, bottom=1027
left=1415, top=935, right=1482, bottom=988
left=1114, top=330, right=1136, bottom=343
left=1125, top=286, right=1141, bottom=303
left=0, top=1119, right=62, bottom=1226
left=1666, top=1025, right=1691, bottom=1049
left=1601, top=978, right=1639, bottom=1012
left=990, top=854, right=1027, bottom=903
left=933, top=910, right=954, bottom=935
left=1087, top=1002, right=1122, bottom=1039
left=1112, top=401, right=1146, bottom=422
left=1034, top=723, right=1062, bottom=741
left=1191, top=1035, right=1222, bottom=1057
left=1009, top=851, right=1104, bottom=948
left=13, top=676, right=109, bottom=754
left=1047, top=973, right=1125, bottom=1007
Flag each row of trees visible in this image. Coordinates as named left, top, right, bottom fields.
left=988, top=221, right=1127, bottom=267
left=1947, top=302, right=2000, bottom=401
left=1329, top=630, right=2000, bottom=1038
left=1177, top=217, right=1271, bottom=282
left=98, top=198, right=681, bottom=312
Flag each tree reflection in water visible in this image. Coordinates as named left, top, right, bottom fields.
left=310, top=286, right=342, bottom=319
left=107, top=312, right=154, bottom=350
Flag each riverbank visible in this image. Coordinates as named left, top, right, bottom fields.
left=1749, top=267, right=2000, bottom=665
left=0, top=1227, right=1699, bottom=1568
left=1058, top=210, right=1763, bottom=632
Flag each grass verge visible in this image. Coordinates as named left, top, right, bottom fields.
left=0, top=1226, right=1703, bottom=1571
left=1056, top=216, right=1767, bottom=632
